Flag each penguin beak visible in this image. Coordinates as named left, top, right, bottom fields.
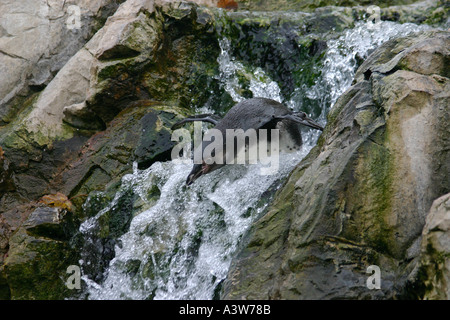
left=186, top=162, right=212, bottom=186
left=299, top=114, right=324, bottom=131
left=186, top=165, right=203, bottom=186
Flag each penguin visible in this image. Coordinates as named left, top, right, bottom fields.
left=171, top=97, right=324, bottom=185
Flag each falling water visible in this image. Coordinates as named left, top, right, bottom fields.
left=303, top=20, right=433, bottom=120
left=79, top=17, right=432, bottom=300
left=217, top=37, right=283, bottom=103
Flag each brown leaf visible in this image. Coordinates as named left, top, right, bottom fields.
left=39, top=192, right=74, bottom=212
left=217, top=0, right=238, bottom=10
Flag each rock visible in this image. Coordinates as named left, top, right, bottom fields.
left=380, top=0, right=449, bottom=25
left=223, top=0, right=447, bottom=117
left=0, top=212, right=12, bottom=299
left=222, top=30, right=450, bottom=299
left=63, top=102, right=105, bottom=131
left=3, top=228, right=78, bottom=300
left=355, top=30, right=450, bottom=81
left=0, top=0, right=129, bottom=216
left=86, top=0, right=222, bottom=124
left=0, top=148, right=14, bottom=193
left=89, top=0, right=156, bottom=61
left=0, top=0, right=124, bottom=125
left=23, top=206, right=68, bottom=241
left=417, top=193, right=450, bottom=299
left=56, top=102, right=186, bottom=285
left=54, top=101, right=187, bottom=210
left=0, top=0, right=210, bottom=214
left=8, top=0, right=221, bottom=143
left=1, top=202, right=79, bottom=299
left=22, top=47, right=95, bottom=144
left=0, top=2, right=214, bottom=296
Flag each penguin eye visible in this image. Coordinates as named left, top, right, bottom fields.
left=300, top=112, right=306, bottom=119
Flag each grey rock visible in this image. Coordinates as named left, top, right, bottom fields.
left=0, top=0, right=123, bottom=124
left=23, top=206, right=66, bottom=240
left=419, top=193, right=450, bottom=299
left=222, top=30, right=450, bottom=300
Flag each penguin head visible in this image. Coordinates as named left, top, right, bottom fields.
left=186, top=137, right=227, bottom=185
left=186, top=160, right=224, bottom=186
left=294, top=112, right=324, bottom=131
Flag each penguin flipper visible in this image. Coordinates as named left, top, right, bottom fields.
left=171, top=114, right=221, bottom=130
left=273, top=113, right=324, bottom=131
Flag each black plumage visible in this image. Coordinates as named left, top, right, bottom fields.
left=171, top=97, right=323, bottom=185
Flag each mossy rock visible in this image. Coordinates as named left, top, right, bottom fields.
left=58, top=102, right=187, bottom=211
left=4, top=228, right=79, bottom=300
left=88, top=2, right=225, bottom=124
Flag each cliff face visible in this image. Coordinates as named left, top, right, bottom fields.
left=0, top=0, right=448, bottom=299
left=222, top=30, right=450, bottom=299
left=0, top=0, right=221, bottom=300
left=0, top=0, right=125, bottom=123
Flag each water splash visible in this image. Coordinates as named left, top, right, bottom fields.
left=83, top=146, right=312, bottom=300
left=302, top=20, right=433, bottom=121
left=217, top=38, right=283, bottom=103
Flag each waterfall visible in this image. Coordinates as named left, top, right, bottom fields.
left=78, top=16, right=432, bottom=300
left=217, top=37, right=283, bottom=103
left=303, top=20, right=433, bottom=120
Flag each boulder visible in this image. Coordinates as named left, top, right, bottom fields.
left=1, top=201, right=79, bottom=300
left=0, top=0, right=218, bottom=211
left=0, top=100, right=185, bottom=299
left=418, top=193, right=450, bottom=300
left=85, top=0, right=222, bottom=124
left=55, top=102, right=188, bottom=208
left=23, top=206, right=70, bottom=241
left=0, top=0, right=124, bottom=125
left=222, top=0, right=447, bottom=118
left=222, top=30, right=449, bottom=299
left=3, top=227, right=79, bottom=300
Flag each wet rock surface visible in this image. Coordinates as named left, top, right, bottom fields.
left=418, top=193, right=450, bottom=300
left=0, top=0, right=125, bottom=124
left=221, top=30, right=450, bottom=299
